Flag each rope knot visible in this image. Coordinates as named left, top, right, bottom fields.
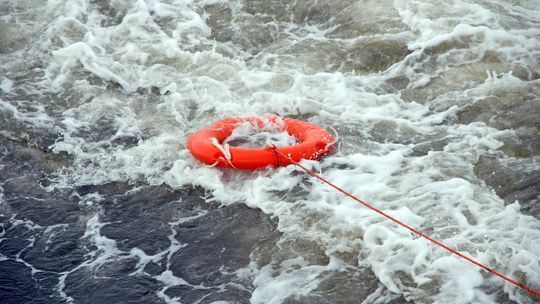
left=266, top=143, right=281, bottom=168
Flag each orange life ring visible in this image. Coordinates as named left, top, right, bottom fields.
left=187, top=116, right=335, bottom=169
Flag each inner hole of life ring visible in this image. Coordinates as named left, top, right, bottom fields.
left=223, top=120, right=298, bottom=148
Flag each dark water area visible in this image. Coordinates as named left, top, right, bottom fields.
left=0, top=134, right=278, bottom=303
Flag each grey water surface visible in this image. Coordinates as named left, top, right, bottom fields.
left=1, top=0, right=540, bottom=303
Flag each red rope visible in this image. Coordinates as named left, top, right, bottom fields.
left=272, top=148, right=540, bottom=299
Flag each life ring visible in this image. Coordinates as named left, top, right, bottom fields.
left=187, top=116, right=335, bottom=169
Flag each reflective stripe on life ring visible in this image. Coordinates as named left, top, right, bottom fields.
left=187, top=116, right=335, bottom=169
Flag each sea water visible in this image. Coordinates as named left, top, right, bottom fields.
left=1, top=0, right=539, bottom=303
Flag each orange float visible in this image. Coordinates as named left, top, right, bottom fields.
left=187, top=115, right=335, bottom=169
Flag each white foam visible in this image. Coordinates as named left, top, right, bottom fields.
left=50, top=41, right=133, bottom=91
left=251, top=256, right=344, bottom=304
left=0, top=100, right=56, bottom=129
left=0, top=77, right=13, bottom=93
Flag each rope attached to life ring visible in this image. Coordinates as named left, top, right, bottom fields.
left=270, top=146, right=540, bottom=299
left=209, top=137, right=238, bottom=169
left=265, top=139, right=282, bottom=168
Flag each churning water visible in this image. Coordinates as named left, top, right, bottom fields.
left=1, top=0, right=540, bottom=303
